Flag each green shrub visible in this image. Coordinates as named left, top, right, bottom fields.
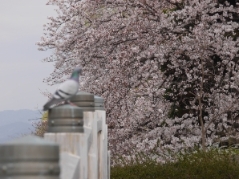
left=111, top=149, right=239, bottom=179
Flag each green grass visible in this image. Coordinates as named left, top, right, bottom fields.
left=111, top=149, right=239, bottom=179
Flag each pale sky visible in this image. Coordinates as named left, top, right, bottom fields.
left=0, top=0, right=58, bottom=111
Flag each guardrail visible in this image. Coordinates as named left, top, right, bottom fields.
left=45, top=91, right=110, bottom=179
left=0, top=91, right=110, bottom=179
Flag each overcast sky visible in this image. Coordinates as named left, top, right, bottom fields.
left=0, top=0, right=58, bottom=111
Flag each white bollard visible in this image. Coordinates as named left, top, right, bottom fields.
left=45, top=110, right=109, bottom=179
left=44, top=91, right=110, bottom=179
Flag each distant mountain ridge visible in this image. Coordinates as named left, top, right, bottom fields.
left=0, top=109, right=41, bottom=143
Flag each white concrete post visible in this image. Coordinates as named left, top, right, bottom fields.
left=44, top=110, right=109, bottom=179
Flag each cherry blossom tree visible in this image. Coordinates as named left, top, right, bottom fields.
left=38, top=0, right=239, bottom=162
left=38, top=0, right=172, bottom=158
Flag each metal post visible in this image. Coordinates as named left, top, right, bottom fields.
left=94, top=95, right=105, bottom=110
left=69, top=91, right=105, bottom=111
left=0, top=135, right=60, bottom=179
left=47, top=104, right=84, bottom=133
left=69, top=91, right=95, bottom=111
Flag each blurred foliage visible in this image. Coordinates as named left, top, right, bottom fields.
left=42, top=111, right=48, bottom=121
left=33, top=111, right=48, bottom=137
left=111, top=149, right=239, bottom=179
